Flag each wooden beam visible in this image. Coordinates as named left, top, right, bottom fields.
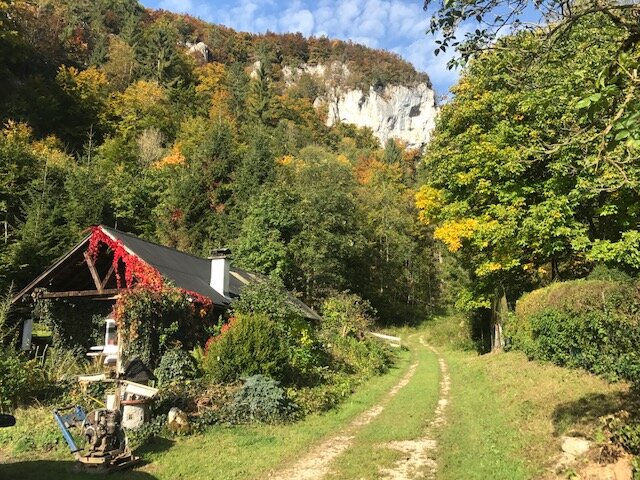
left=11, top=234, right=91, bottom=304
left=83, top=251, right=103, bottom=293
left=41, top=289, right=120, bottom=299
left=100, top=263, right=115, bottom=290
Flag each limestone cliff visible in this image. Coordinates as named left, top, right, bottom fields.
left=283, top=63, right=438, bottom=149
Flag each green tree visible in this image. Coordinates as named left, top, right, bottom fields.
left=287, top=147, right=364, bottom=303
left=416, top=17, right=640, bottom=349
left=247, top=62, right=273, bottom=125
left=137, top=18, right=188, bottom=87
left=234, top=186, right=300, bottom=280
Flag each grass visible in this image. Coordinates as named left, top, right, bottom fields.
left=325, top=333, right=440, bottom=479
left=0, top=347, right=412, bottom=480
left=2, top=321, right=635, bottom=480
left=434, top=341, right=632, bottom=479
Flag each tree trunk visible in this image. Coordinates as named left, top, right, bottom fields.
left=491, top=286, right=508, bottom=352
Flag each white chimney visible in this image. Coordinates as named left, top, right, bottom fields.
left=210, top=248, right=231, bottom=297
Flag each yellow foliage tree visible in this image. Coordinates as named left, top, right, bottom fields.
left=56, top=65, right=109, bottom=117
left=154, top=143, right=186, bottom=168
left=414, top=185, right=443, bottom=225
left=195, top=62, right=226, bottom=97
left=105, top=80, right=171, bottom=138
left=433, top=218, right=479, bottom=252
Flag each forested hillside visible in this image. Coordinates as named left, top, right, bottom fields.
left=0, top=0, right=435, bottom=322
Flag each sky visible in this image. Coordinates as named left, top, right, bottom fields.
left=140, top=0, right=462, bottom=97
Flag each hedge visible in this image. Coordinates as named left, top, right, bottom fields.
left=508, top=279, right=640, bottom=383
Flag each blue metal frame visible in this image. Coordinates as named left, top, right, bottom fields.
left=52, top=406, right=87, bottom=454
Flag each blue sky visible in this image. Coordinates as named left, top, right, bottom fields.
left=140, top=0, right=461, bottom=97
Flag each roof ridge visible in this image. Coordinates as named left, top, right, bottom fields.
left=99, top=225, right=210, bottom=263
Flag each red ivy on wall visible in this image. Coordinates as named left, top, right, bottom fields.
left=87, top=226, right=213, bottom=316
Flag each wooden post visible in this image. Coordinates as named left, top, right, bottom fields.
left=100, top=263, right=115, bottom=290
left=84, top=251, right=104, bottom=293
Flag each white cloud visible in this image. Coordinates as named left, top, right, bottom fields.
left=280, top=9, right=315, bottom=36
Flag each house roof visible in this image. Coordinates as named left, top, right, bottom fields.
left=101, top=226, right=230, bottom=306
left=14, top=226, right=322, bottom=321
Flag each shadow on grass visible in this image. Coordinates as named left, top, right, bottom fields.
left=136, top=436, right=175, bottom=456
left=0, top=460, right=159, bottom=479
left=552, top=390, right=640, bottom=435
left=0, top=437, right=175, bottom=479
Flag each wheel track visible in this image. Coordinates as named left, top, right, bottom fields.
left=379, top=336, right=450, bottom=480
left=270, top=361, right=419, bottom=480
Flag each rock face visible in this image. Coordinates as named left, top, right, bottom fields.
left=283, top=63, right=438, bottom=150
left=324, top=84, right=437, bottom=149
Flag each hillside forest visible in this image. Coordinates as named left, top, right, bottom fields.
left=0, top=0, right=435, bottom=323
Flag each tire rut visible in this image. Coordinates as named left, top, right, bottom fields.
left=378, top=336, right=450, bottom=480
left=270, top=361, right=419, bottom=480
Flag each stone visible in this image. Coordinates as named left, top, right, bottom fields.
left=185, top=41, right=209, bottom=63
left=561, top=436, right=592, bottom=457
left=167, top=407, right=190, bottom=434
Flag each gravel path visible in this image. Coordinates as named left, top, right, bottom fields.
left=271, top=334, right=451, bottom=480
left=271, top=361, right=419, bottom=480
left=378, top=337, right=450, bottom=479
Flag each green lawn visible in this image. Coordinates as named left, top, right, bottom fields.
left=0, top=348, right=412, bottom=480
left=436, top=348, right=632, bottom=480
left=1, top=321, right=634, bottom=480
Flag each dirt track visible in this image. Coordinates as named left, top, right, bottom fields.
left=271, top=336, right=450, bottom=480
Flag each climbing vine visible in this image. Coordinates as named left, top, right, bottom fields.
left=87, top=227, right=218, bottom=367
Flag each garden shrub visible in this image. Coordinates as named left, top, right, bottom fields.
left=226, top=280, right=327, bottom=384
left=204, top=313, right=289, bottom=383
left=232, top=279, right=302, bottom=326
left=229, top=375, right=297, bottom=424
left=155, top=348, right=198, bottom=385
left=320, top=292, right=393, bottom=378
left=508, top=279, right=640, bottom=383
left=286, top=372, right=356, bottom=415
left=329, top=335, right=392, bottom=376
left=321, top=292, right=375, bottom=339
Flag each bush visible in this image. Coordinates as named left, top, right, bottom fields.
left=0, top=349, right=30, bottom=410
left=321, top=292, right=375, bottom=339
left=232, top=279, right=303, bottom=325
left=216, top=280, right=327, bottom=385
left=601, top=411, right=640, bottom=455
left=286, top=372, right=356, bottom=415
left=329, top=336, right=392, bottom=376
left=155, top=349, right=198, bottom=385
left=204, top=313, right=289, bottom=383
left=229, top=375, right=297, bottom=424
left=508, top=279, right=640, bottom=383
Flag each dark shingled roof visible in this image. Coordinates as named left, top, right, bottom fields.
left=14, top=226, right=322, bottom=321
left=102, top=226, right=230, bottom=306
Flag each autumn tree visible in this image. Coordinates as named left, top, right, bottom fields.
left=416, top=16, right=640, bottom=349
